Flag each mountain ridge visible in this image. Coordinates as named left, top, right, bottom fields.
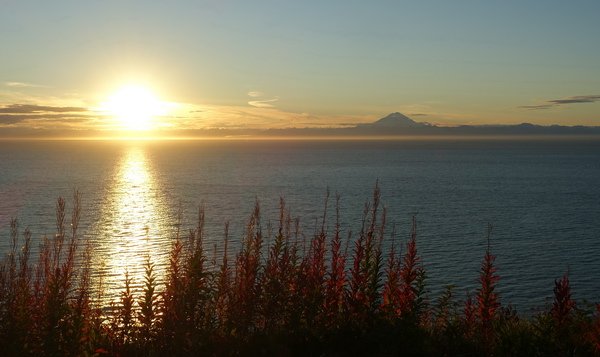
left=361, top=112, right=429, bottom=128
left=259, top=112, right=600, bottom=137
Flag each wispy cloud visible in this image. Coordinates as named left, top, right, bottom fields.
left=248, top=97, right=279, bottom=108
left=0, top=103, right=95, bottom=127
left=549, top=95, right=600, bottom=104
left=521, top=95, right=600, bottom=110
left=0, top=115, right=28, bottom=124
left=520, top=104, right=554, bottom=110
left=247, top=91, right=279, bottom=108
left=4, top=81, right=47, bottom=88
left=0, top=98, right=373, bottom=136
left=0, top=104, right=87, bottom=114
left=247, top=91, right=264, bottom=98
left=0, top=114, right=90, bottom=124
left=180, top=103, right=375, bottom=130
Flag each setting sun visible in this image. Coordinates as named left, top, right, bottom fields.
left=102, top=85, right=168, bottom=131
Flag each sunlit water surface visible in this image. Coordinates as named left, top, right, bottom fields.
left=1, top=139, right=599, bottom=313
left=91, top=146, right=174, bottom=302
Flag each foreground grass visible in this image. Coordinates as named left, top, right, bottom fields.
left=1, top=187, right=600, bottom=356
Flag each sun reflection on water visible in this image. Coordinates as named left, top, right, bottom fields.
left=91, top=146, right=173, bottom=306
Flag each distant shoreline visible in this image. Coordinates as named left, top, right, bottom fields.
left=2, top=134, right=600, bottom=142
left=2, top=112, right=600, bottom=140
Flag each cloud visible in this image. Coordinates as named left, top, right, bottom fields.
left=4, top=81, right=46, bottom=88
left=0, top=115, right=27, bottom=124
left=549, top=95, right=600, bottom=104
left=0, top=113, right=91, bottom=125
left=409, top=113, right=429, bottom=117
left=1, top=98, right=374, bottom=136
left=0, top=104, right=88, bottom=114
left=248, top=97, right=279, bottom=108
left=0, top=103, right=95, bottom=128
left=519, top=104, right=554, bottom=110
left=180, top=103, right=375, bottom=131
left=247, top=91, right=279, bottom=108
left=247, top=91, right=264, bottom=98
left=521, top=95, right=600, bottom=110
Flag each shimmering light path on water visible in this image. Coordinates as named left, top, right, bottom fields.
left=90, top=146, right=174, bottom=304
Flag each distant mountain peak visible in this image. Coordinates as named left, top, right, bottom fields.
left=369, top=112, right=426, bottom=127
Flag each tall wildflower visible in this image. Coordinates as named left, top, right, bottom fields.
left=161, top=208, right=186, bottom=351
left=381, top=216, right=425, bottom=321
left=476, top=225, right=499, bottom=342
left=463, top=292, right=476, bottom=339
left=551, top=271, right=575, bottom=329
left=347, top=230, right=367, bottom=322
left=138, top=257, right=159, bottom=343
left=215, top=222, right=231, bottom=329
left=348, top=184, right=386, bottom=326
left=183, top=207, right=211, bottom=332
left=260, top=198, right=295, bottom=331
left=364, top=184, right=385, bottom=315
left=381, top=238, right=401, bottom=316
left=231, top=200, right=263, bottom=334
left=324, top=194, right=348, bottom=327
left=301, top=191, right=329, bottom=328
left=399, top=216, right=421, bottom=317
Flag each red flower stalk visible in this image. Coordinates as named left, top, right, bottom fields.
left=348, top=233, right=367, bottom=318
left=230, top=200, right=263, bottom=333
left=476, top=225, right=500, bottom=339
left=382, top=241, right=401, bottom=316
left=463, top=292, right=476, bottom=337
left=325, top=194, right=347, bottom=324
left=551, top=271, right=575, bottom=328
left=399, top=216, right=420, bottom=316
left=215, top=222, right=231, bottom=325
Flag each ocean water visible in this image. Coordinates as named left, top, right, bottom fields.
left=1, top=138, right=599, bottom=313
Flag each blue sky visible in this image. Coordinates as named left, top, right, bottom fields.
left=1, top=0, right=599, bottom=137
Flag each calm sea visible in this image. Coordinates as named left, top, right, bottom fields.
left=1, top=139, right=599, bottom=313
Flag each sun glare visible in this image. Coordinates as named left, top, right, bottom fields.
left=103, top=85, right=168, bottom=131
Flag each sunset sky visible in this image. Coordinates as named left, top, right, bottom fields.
left=1, top=0, right=599, bottom=138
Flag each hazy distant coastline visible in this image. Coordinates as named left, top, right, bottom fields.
left=2, top=112, right=600, bottom=140
left=167, top=112, right=600, bottom=139
left=260, top=112, right=600, bottom=138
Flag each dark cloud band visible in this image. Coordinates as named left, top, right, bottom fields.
left=0, top=104, right=87, bottom=114
left=549, top=95, right=600, bottom=104
left=0, top=113, right=91, bottom=124
left=0, top=104, right=94, bottom=125
left=521, top=95, right=600, bottom=110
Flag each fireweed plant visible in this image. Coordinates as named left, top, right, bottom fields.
left=1, top=187, right=599, bottom=356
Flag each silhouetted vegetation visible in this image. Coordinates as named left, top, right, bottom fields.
left=1, top=187, right=600, bottom=356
